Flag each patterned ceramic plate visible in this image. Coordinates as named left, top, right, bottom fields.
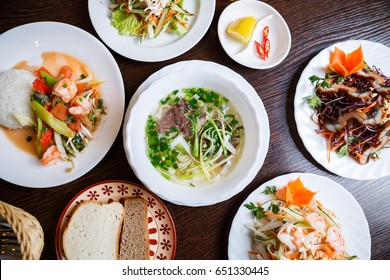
left=55, top=180, right=176, bottom=260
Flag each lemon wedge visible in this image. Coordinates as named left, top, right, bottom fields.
left=226, top=16, right=257, bottom=44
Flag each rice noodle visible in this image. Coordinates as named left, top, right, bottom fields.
left=146, top=88, right=244, bottom=186
left=80, top=123, right=93, bottom=140
left=76, top=65, right=93, bottom=84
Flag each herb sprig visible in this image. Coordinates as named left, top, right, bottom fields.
left=244, top=202, right=266, bottom=220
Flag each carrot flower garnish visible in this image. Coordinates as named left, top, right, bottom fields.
left=276, top=177, right=317, bottom=206
left=329, top=45, right=365, bottom=76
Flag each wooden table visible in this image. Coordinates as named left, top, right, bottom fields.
left=0, top=0, right=389, bottom=260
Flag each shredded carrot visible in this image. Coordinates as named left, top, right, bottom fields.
left=316, top=130, right=333, bottom=136
left=169, top=19, right=184, bottom=24
left=136, top=23, right=149, bottom=33
left=266, top=211, right=300, bottom=222
left=286, top=252, right=300, bottom=260
left=326, top=133, right=333, bottom=162
left=358, top=100, right=378, bottom=114
left=351, top=136, right=374, bottom=150
left=323, top=244, right=335, bottom=258
left=354, top=152, right=366, bottom=162
left=348, top=124, right=365, bottom=133
left=270, top=230, right=278, bottom=238
left=149, top=14, right=158, bottom=24
left=165, top=9, right=177, bottom=21
left=330, top=139, right=345, bottom=151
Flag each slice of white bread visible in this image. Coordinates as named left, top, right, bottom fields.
left=62, top=201, right=124, bottom=260
left=119, top=198, right=150, bottom=260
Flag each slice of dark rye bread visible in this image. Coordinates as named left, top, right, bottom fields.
left=119, top=198, right=150, bottom=260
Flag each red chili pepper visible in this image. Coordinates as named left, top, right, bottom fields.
left=255, top=41, right=267, bottom=60
left=32, top=79, right=51, bottom=95
left=39, top=127, right=53, bottom=147
left=263, top=26, right=269, bottom=39
left=264, top=37, right=270, bottom=57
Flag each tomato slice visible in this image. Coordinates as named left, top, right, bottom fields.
left=39, top=126, right=53, bottom=147
left=77, top=82, right=91, bottom=94
left=59, top=65, right=73, bottom=79
left=68, top=119, right=82, bottom=131
left=50, top=103, right=69, bottom=121
left=32, top=79, right=51, bottom=95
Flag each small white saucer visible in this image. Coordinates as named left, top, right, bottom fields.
left=218, top=0, right=291, bottom=69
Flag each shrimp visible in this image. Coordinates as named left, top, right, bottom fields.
left=326, top=226, right=344, bottom=252
left=52, top=78, right=78, bottom=103
left=41, top=145, right=61, bottom=165
left=68, top=96, right=91, bottom=118
left=278, top=223, right=297, bottom=251
left=306, top=212, right=326, bottom=233
left=292, top=226, right=305, bottom=248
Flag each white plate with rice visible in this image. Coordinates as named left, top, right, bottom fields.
left=0, top=22, right=124, bottom=188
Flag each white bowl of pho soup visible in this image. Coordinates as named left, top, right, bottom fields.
left=125, top=61, right=269, bottom=206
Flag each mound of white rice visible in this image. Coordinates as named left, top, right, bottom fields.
left=0, top=69, right=36, bottom=129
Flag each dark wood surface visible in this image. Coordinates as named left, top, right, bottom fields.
left=0, top=0, right=389, bottom=260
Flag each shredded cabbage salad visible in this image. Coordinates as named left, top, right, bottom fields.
left=110, top=0, right=193, bottom=41
left=245, top=178, right=357, bottom=260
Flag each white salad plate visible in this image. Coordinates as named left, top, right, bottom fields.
left=0, top=22, right=124, bottom=188
left=228, top=173, right=371, bottom=260
left=88, top=0, right=215, bottom=62
left=123, top=60, right=270, bottom=206
left=295, top=40, right=390, bottom=180
left=218, top=0, right=291, bottom=69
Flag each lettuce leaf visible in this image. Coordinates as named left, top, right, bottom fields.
left=168, top=22, right=188, bottom=37
left=111, top=9, right=142, bottom=36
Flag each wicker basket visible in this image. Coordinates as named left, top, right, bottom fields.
left=0, top=200, right=44, bottom=260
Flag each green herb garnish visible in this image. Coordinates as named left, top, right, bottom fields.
left=263, top=185, right=277, bottom=195
left=244, top=202, right=266, bottom=220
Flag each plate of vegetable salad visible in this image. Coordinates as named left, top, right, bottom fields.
left=88, top=0, right=215, bottom=62
left=0, top=22, right=124, bottom=188
left=295, top=40, right=390, bottom=180
left=124, top=60, right=269, bottom=206
left=228, top=173, right=371, bottom=260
